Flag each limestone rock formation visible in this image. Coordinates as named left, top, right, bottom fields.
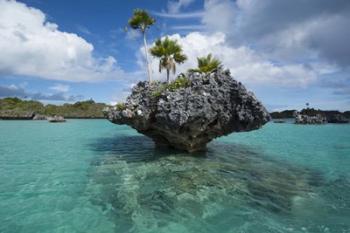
left=0, top=110, right=34, bottom=120
left=105, top=69, right=270, bottom=152
left=33, top=114, right=47, bottom=120
left=47, top=115, right=66, bottom=123
left=295, top=113, right=327, bottom=124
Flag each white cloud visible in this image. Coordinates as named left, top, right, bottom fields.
left=170, top=25, right=206, bottom=31
left=202, top=0, right=237, bottom=35
left=157, top=0, right=349, bottom=72
left=0, top=0, right=125, bottom=82
left=143, top=32, right=317, bottom=87
left=202, top=0, right=350, bottom=67
left=0, top=83, right=82, bottom=101
left=167, top=0, right=195, bottom=13
left=125, top=29, right=141, bottom=40
left=153, top=11, right=204, bottom=19
left=49, top=84, right=70, bottom=92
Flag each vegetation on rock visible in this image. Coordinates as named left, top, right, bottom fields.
left=271, top=108, right=350, bottom=123
left=151, top=75, right=191, bottom=97
left=128, top=9, right=155, bottom=82
left=0, top=98, right=107, bottom=119
left=106, top=69, right=270, bottom=152
left=189, top=54, right=222, bottom=74
left=270, top=110, right=297, bottom=119
left=150, top=37, right=187, bottom=83
left=116, top=102, right=127, bottom=111
left=167, top=75, right=191, bottom=91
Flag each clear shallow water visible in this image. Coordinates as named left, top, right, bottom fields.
left=0, top=120, right=349, bottom=233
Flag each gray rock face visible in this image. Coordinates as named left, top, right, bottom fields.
left=33, top=114, right=47, bottom=120
left=0, top=110, right=34, bottom=120
left=105, top=69, right=270, bottom=152
left=295, top=113, right=327, bottom=124
left=47, top=115, right=66, bottom=123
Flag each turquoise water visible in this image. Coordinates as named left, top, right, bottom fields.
left=0, top=120, right=349, bottom=233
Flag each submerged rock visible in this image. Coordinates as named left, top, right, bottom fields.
left=105, top=69, right=270, bottom=152
left=273, top=120, right=286, bottom=123
left=87, top=141, right=327, bottom=232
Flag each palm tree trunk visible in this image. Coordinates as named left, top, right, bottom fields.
left=166, top=69, right=170, bottom=84
left=143, top=33, right=152, bottom=83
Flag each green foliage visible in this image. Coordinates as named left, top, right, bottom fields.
left=116, top=103, right=127, bottom=111
left=0, top=97, right=44, bottom=112
left=150, top=37, right=187, bottom=83
left=128, top=9, right=155, bottom=82
left=270, top=110, right=297, bottom=119
left=151, top=83, right=168, bottom=97
left=344, top=111, right=350, bottom=119
left=128, top=9, right=155, bottom=33
left=151, top=76, right=191, bottom=97
left=0, top=98, right=108, bottom=118
left=189, top=54, right=222, bottom=74
left=300, top=108, right=324, bottom=117
left=167, top=75, right=191, bottom=91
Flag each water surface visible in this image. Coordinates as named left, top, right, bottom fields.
left=0, top=120, right=349, bottom=233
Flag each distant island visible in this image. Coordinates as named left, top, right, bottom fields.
left=271, top=108, right=350, bottom=123
left=0, top=97, right=108, bottom=120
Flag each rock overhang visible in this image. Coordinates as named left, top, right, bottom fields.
left=105, top=69, right=271, bottom=152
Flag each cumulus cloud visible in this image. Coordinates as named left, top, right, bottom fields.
left=158, top=0, right=350, bottom=73
left=0, top=0, right=125, bottom=82
left=202, top=0, right=350, bottom=67
left=143, top=32, right=317, bottom=86
left=202, top=0, right=237, bottom=35
left=164, top=0, right=350, bottom=108
left=0, top=84, right=82, bottom=101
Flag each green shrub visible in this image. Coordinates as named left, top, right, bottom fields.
left=116, top=103, right=127, bottom=111
left=189, top=54, right=222, bottom=74
left=151, top=83, right=168, bottom=97
left=151, top=76, right=191, bottom=97
left=167, top=75, right=191, bottom=91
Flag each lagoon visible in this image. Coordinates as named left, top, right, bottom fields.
left=0, top=120, right=349, bottom=233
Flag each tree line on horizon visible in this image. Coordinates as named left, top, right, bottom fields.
left=128, top=9, right=223, bottom=84
left=0, top=97, right=107, bottom=119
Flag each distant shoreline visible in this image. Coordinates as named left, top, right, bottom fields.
left=0, top=97, right=109, bottom=120
left=271, top=109, right=350, bottom=119
left=0, top=117, right=106, bottom=120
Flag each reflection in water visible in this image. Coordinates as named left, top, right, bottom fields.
left=87, top=135, right=350, bottom=233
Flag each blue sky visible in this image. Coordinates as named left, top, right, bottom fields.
left=0, top=0, right=349, bottom=111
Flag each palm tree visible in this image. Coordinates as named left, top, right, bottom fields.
left=128, top=9, right=155, bottom=82
left=150, top=37, right=187, bottom=83
left=190, top=54, right=222, bottom=74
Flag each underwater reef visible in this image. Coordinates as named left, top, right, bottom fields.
left=87, top=136, right=348, bottom=233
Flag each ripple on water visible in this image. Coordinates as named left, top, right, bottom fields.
left=87, top=135, right=350, bottom=233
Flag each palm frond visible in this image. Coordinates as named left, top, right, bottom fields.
left=174, top=53, right=187, bottom=63
left=194, top=53, right=222, bottom=74
left=149, top=37, right=187, bottom=80
left=128, top=9, right=155, bottom=32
